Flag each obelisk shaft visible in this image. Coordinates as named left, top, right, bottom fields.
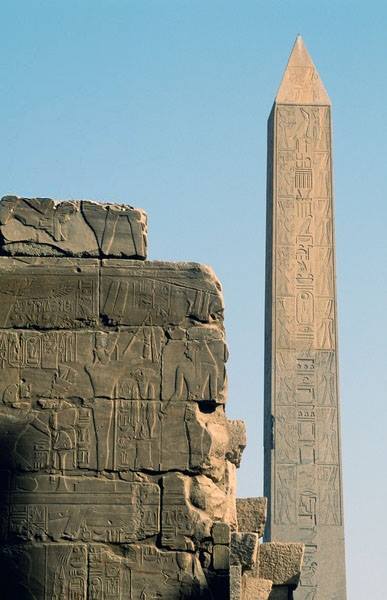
left=264, top=37, right=347, bottom=599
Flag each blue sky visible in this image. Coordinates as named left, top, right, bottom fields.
left=1, top=1, right=386, bottom=597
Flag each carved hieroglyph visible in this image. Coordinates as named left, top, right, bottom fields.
left=0, top=196, right=242, bottom=599
left=264, top=36, right=347, bottom=599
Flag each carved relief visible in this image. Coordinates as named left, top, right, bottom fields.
left=162, top=326, right=227, bottom=404
left=316, top=298, right=335, bottom=350
left=0, top=258, right=99, bottom=329
left=276, top=246, right=294, bottom=295
left=275, top=407, right=298, bottom=463
left=298, top=543, right=318, bottom=599
left=0, top=196, right=147, bottom=259
left=10, top=399, right=227, bottom=477
left=1, top=474, right=160, bottom=543
left=316, top=351, right=337, bottom=406
left=0, top=197, right=240, bottom=598
left=278, top=152, right=295, bottom=196
left=276, top=351, right=295, bottom=405
left=0, top=542, right=210, bottom=599
left=316, top=408, right=338, bottom=465
left=276, top=297, right=294, bottom=349
left=318, top=465, right=342, bottom=526
left=315, top=247, right=333, bottom=295
left=275, top=465, right=297, bottom=525
left=101, top=261, right=224, bottom=327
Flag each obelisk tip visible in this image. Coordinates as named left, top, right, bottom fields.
left=275, top=36, right=331, bottom=105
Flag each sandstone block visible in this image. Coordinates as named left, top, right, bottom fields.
left=226, top=419, right=247, bottom=467
left=162, top=325, right=227, bottom=404
left=0, top=196, right=147, bottom=258
left=0, top=257, right=99, bottom=329
left=236, top=496, right=267, bottom=537
left=162, top=470, right=237, bottom=550
left=212, top=521, right=231, bottom=545
left=259, top=542, right=304, bottom=586
left=230, top=564, right=242, bottom=600
left=213, top=544, right=230, bottom=570
left=244, top=577, right=273, bottom=600
left=0, top=473, right=159, bottom=543
left=101, top=260, right=224, bottom=327
left=230, top=532, right=259, bottom=569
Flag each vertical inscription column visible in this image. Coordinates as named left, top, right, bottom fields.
left=264, top=37, right=347, bottom=599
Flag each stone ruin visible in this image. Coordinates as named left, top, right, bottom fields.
left=0, top=195, right=303, bottom=599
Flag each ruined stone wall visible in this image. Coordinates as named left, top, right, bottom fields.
left=0, top=196, right=247, bottom=599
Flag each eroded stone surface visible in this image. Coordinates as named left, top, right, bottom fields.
left=237, top=497, right=267, bottom=538
left=230, top=532, right=259, bottom=569
left=245, top=577, right=273, bottom=600
left=0, top=196, right=147, bottom=258
left=259, top=542, right=304, bottom=587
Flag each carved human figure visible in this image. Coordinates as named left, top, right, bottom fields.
left=277, top=372, right=294, bottom=405
left=277, top=106, right=297, bottom=149
left=317, top=300, right=334, bottom=350
left=276, top=468, right=296, bottom=524
left=276, top=415, right=297, bottom=462
left=168, top=340, right=218, bottom=404
left=277, top=299, right=293, bottom=348
left=50, top=402, right=77, bottom=472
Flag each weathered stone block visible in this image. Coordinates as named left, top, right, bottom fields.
left=162, top=470, right=237, bottom=550
left=0, top=257, right=99, bottom=329
left=259, top=542, right=304, bottom=586
left=213, top=544, right=230, bottom=570
left=0, top=473, right=159, bottom=543
left=245, top=577, right=273, bottom=600
left=212, top=521, right=231, bottom=545
left=0, top=542, right=211, bottom=599
left=101, top=260, right=224, bottom=327
left=0, top=398, right=236, bottom=478
left=162, top=325, right=227, bottom=404
left=226, top=419, right=247, bottom=467
left=230, top=532, right=259, bottom=569
left=0, top=196, right=147, bottom=258
left=230, top=564, right=242, bottom=600
left=236, top=496, right=267, bottom=537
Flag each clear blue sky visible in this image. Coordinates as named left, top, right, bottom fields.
left=1, top=1, right=386, bottom=597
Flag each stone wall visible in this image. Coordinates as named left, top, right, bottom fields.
left=0, top=196, right=304, bottom=599
left=0, top=196, right=246, bottom=598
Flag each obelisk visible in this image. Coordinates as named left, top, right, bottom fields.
left=264, top=37, right=347, bottom=599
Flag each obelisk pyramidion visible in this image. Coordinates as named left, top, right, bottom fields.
left=264, top=36, right=347, bottom=599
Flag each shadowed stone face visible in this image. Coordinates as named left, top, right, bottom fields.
left=264, top=36, right=347, bottom=599
left=0, top=196, right=241, bottom=599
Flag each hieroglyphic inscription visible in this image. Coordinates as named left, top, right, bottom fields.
left=0, top=542, right=210, bottom=599
left=0, top=257, right=99, bottom=328
left=101, top=260, right=224, bottom=326
left=0, top=474, right=159, bottom=543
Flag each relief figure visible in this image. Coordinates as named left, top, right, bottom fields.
left=276, top=466, right=297, bottom=525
